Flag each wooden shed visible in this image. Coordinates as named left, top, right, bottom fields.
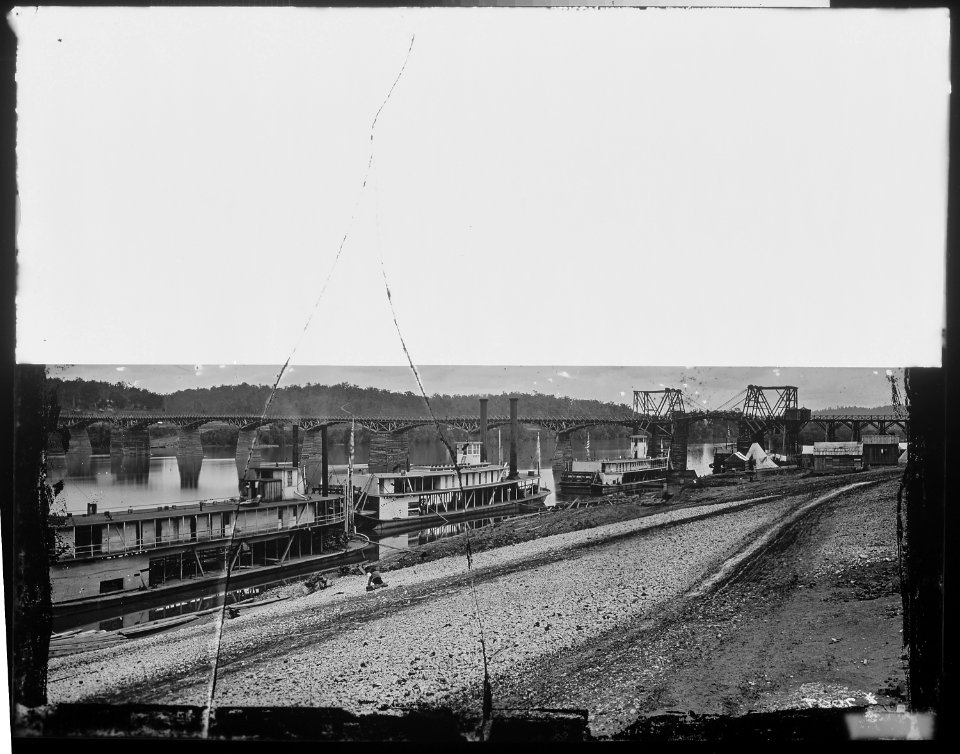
left=862, top=434, right=901, bottom=466
left=812, top=442, right=863, bottom=473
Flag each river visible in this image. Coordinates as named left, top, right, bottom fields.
left=47, top=438, right=723, bottom=515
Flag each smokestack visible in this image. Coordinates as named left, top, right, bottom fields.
left=291, top=424, right=300, bottom=468
left=320, top=425, right=329, bottom=497
left=509, top=397, right=518, bottom=479
left=479, top=398, right=488, bottom=463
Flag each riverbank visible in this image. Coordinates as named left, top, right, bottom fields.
left=33, top=465, right=909, bottom=742
left=366, top=466, right=899, bottom=575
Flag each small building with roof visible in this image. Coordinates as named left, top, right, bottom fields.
left=812, top=441, right=863, bottom=473
left=862, top=434, right=901, bottom=466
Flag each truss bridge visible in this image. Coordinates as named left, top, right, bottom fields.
left=52, top=385, right=909, bottom=480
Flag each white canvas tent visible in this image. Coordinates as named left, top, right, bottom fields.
left=745, top=442, right=779, bottom=470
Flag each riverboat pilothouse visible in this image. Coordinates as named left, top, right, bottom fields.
left=558, top=434, right=671, bottom=496
left=50, top=461, right=372, bottom=618
left=352, top=441, right=550, bottom=535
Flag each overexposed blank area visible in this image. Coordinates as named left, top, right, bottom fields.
left=11, top=6, right=948, bottom=367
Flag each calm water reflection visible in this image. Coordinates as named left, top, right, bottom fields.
left=47, top=438, right=722, bottom=515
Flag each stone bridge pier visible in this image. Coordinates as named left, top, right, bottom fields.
left=110, top=426, right=151, bottom=456
left=235, top=426, right=265, bottom=476
left=668, top=423, right=689, bottom=472
left=64, top=425, right=93, bottom=477
left=110, top=426, right=152, bottom=483
left=176, top=426, right=204, bottom=489
left=783, top=420, right=801, bottom=458
left=301, top=426, right=327, bottom=492
left=369, top=431, right=410, bottom=474
left=551, top=432, right=574, bottom=477
left=648, top=425, right=671, bottom=462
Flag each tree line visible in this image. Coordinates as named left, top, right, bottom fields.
left=51, top=378, right=895, bottom=452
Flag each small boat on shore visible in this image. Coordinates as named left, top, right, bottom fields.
left=558, top=434, right=670, bottom=496
left=353, top=442, right=551, bottom=535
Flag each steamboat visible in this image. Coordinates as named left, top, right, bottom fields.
left=558, top=434, right=670, bottom=496
left=353, top=441, right=550, bottom=535
left=50, top=461, right=374, bottom=621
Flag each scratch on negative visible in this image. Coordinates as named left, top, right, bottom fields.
left=201, top=35, right=416, bottom=739
left=380, top=260, right=495, bottom=731
left=284, top=34, right=416, bottom=372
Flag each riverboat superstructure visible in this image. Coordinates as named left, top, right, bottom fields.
left=352, top=442, right=550, bottom=534
left=51, top=462, right=366, bottom=613
left=558, top=434, right=670, bottom=496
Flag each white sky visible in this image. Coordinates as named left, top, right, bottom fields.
left=11, top=6, right=949, bottom=368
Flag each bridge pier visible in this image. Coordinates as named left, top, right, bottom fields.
left=109, top=426, right=151, bottom=456
left=783, top=421, right=801, bottom=460
left=109, top=427, right=151, bottom=482
left=369, top=431, right=409, bottom=474
left=851, top=422, right=862, bottom=442
left=235, top=428, right=264, bottom=476
left=64, top=426, right=93, bottom=477
left=176, top=428, right=203, bottom=489
left=826, top=423, right=837, bottom=442
left=669, top=423, right=688, bottom=472
left=301, top=427, right=325, bottom=491
left=736, top=422, right=766, bottom=454
left=552, top=432, right=574, bottom=477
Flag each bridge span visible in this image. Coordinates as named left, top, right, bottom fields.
left=53, top=388, right=908, bottom=486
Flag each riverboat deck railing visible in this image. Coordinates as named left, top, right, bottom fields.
left=64, top=510, right=346, bottom=560
left=600, top=456, right=670, bottom=472
left=410, top=476, right=542, bottom=514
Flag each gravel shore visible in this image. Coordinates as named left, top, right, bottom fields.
left=49, top=490, right=816, bottom=717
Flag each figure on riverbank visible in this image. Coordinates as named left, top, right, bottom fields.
left=366, top=568, right=387, bottom=591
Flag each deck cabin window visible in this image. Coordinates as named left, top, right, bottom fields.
left=155, top=519, right=163, bottom=543
left=99, top=578, right=124, bottom=594
left=74, top=525, right=103, bottom=557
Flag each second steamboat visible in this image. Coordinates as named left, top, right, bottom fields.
left=558, top=434, right=670, bottom=496
left=353, top=441, right=550, bottom=535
